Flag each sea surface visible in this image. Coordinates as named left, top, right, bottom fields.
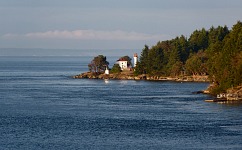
left=0, top=56, right=242, bottom=150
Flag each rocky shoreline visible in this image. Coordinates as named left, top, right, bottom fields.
left=73, top=71, right=209, bottom=82
left=204, top=85, right=242, bottom=103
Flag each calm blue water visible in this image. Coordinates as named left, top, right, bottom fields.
left=0, top=56, right=242, bottom=150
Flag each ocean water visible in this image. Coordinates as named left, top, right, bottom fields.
left=0, top=56, right=242, bottom=150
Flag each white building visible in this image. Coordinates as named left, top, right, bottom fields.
left=133, top=53, right=138, bottom=67
left=117, top=59, right=128, bottom=70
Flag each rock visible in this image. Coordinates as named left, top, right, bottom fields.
left=73, top=72, right=210, bottom=83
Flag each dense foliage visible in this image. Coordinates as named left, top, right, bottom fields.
left=110, top=64, right=121, bottom=73
left=88, top=55, right=109, bottom=73
left=135, top=21, right=242, bottom=94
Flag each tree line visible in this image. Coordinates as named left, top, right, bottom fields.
left=134, top=21, right=242, bottom=94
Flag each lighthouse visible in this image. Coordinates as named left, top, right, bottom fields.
left=133, top=53, right=138, bottom=67
left=105, top=66, right=109, bottom=74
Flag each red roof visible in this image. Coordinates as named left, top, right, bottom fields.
left=117, top=58, right=127, bottom=61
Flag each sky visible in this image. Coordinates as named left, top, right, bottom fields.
left=0, top=0, right=242, bottom=55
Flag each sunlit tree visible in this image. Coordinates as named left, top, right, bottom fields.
left=88, top=55, right=109, bottom=73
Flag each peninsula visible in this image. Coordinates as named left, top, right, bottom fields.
left=73, top=53, right=209, bottom=82
left=73, top=70, right=209, bottom=82
left=74, top=21, right=242, bottom=101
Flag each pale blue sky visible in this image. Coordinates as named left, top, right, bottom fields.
left=0, top=0, right=242, bottom=51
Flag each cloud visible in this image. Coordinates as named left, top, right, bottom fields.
left=2, top=29, right=169, bottom=41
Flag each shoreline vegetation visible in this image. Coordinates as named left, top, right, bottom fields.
left=73, top=21, right=242, bottom=102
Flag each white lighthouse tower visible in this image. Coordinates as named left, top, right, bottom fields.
left=105, top=66, right=109, bottom=74
left=133, top=53, right=138, bottom=67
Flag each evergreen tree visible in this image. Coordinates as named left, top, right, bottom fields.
left=147, top=46, right=164, bottom=75
left=110, top=64, right=121, bottom=73
left=134, top=45, right=149, bottom=74
left=189, top=28, right=208, bottom=52
left=134, top=21, right=241, bottom=94
left=206, top=21, right=242, bottom=94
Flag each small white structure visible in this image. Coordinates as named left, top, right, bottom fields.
left=105, top=66, right=109, bottom=74
left=217, top=93, right=227, bottom=99
left=133, top=53, right=138, bottom=67
left=117, top=59, right=128, bottom=70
